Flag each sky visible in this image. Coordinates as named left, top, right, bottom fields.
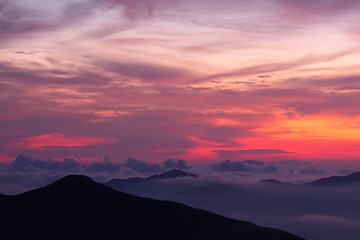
left=1, top=0, right=360, bottom=164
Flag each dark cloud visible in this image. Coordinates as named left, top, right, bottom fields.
left=84, top=162, right=120, bottom=174
left=163, top=159, right=191, bottom=169
left=210, top=160, right=278, bottom=173
left=95, top=0, right=178, bottom=22
left=243, top=160, right=265, bottom=166
left=0, top=155, right=135, bottom=191
left=103, top=155, right=111, bottom=162
left=211, top=160, right=247, bottom=172
left=10, top=155, right=81, bottom=173
left=266, top=165, right=279, bottom=172
left=270, top=159, right=309, bottom=167
left=299, top=166, right=325, bottom=176
left=101, top=60, right=194, bottom=84
left=0, top=62, right=113, bottom=86
left=7, top=155, right=122, bottom=175
left=124, top=158, right=163, bottom=173
left=84, top=155, right=120, bottom=174
left=0, top=0, right=155, bottom=43
left=63, top=2, right=95, bottom=21
left=288, top=90, right=360, bottom=116
left=0, top=2, right=57, bottom=38
left=212, top=149, right=294, bottom=158
left=231, top=81, right=256, bottom=85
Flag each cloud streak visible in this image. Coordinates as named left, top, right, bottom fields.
left=1, top=0, right=360, bottom=164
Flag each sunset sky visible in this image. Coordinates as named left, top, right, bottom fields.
left=1, top=0, right=360, bottom=164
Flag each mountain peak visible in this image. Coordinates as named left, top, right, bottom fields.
left=105, top=169, right=198, bottom=189
left=348, top=172, right=360, bottom=178
left=26, top=174, right=119, bottom=198
left=147, top=169, right=197, bottom=180
left=56, top=174, right=94, bottom=183
left=259, top=179, right=292, bottom=186
left=49, top=175, right=96, bottom=188
left=260, top=179, right=283, bottom=184
left=1, top=174, right=304, bottom=240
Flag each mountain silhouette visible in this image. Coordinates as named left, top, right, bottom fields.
left=148, top=168, right=197, bottom=180
left=306, top=172, right=360, bottom=187
left=259, top=179, right=291, bottom=186
left=0, top=175, right=304, bottom=240
left=106, top=168, right=197, bottom=188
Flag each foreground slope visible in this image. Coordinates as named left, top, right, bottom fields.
left=0, top=175, right=304, bottom=240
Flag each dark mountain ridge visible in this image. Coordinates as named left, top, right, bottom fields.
left=106, top=168, right=197, bottom=188
left=148, top=168, right=197, bottom=180
left=0, top=175, right=304, bottom=240
left=257, top=172, right=360, bottom=187
left=259, top=179, right=292, bottom=186
left=306, top=172, right=360, bottom=186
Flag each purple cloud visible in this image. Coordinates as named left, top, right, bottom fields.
left=0, top=62, right=112, bottom=86
left=100, top=60, right=195, bottom=84
left=124, top=158, right=163, bottom=173
left=210, top=160, right=279, bottom=173
left=163, top=159, right=191, bottom=169
left=213, top=149, right=294, bottom=156
left=299, top=166, right=325, bottom=176
left=199, top=52, right=350, bottom=82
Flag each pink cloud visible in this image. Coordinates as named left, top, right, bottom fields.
left=8, top=133, right=118, bottom=149
left=213, top=149, right=294, bottom=155
left=1, top=0, right=360, bottom=164
left=196, top=50, right=353, bottom=84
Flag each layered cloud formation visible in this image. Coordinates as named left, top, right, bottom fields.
left=2, top=154, right=360, bottom=195
left=1, top=0, right=360, bottom=163
left=0, top=155, right=192, bottom=192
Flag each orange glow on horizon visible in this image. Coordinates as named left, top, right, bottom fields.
left=255, top=114, right=360, bottom=140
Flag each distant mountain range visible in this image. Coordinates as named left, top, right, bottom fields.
left=306, top=172, right=360, bottom=186
left=106, top=169, right=360, bottom=192
left=259, top=179, right=292, bottom=186
left=259, top=172, right=360, bottom=187
left=0, top=175, right=304, bottom=240
left=106, top=168, right=197, bottom=189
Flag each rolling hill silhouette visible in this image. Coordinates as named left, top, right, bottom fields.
left=0, top=175, right=304, bottom=240
left=106, top=168, right=197, bottom=189
left=307, top=172, right=360, bottom=186
left=148, top=168, right=197, bottom=180
left=259, top=179, right=292, bottom=186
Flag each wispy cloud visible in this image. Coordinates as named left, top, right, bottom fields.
left=1, top=0, right=360, bottom=163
